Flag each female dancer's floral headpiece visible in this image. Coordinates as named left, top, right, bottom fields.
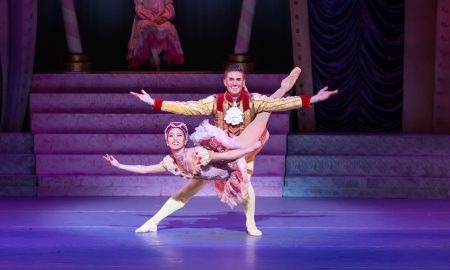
left=165, top=122, right=189, bottom=143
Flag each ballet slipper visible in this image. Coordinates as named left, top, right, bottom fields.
left=243, top=181, right=262, bottom=236
left=135, top=198, right=184, bottom=233
left=135, top=219, right=157, bottom=233
left=247, top=225, right=263, bottom=236
left=280, top=67, right=301, bottom=94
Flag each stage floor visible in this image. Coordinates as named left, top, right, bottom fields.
left=1, top=196, right=450, bottom=269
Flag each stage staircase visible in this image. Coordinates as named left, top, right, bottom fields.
left=0, top=133, right=36, bottom=196
left=30, top=72, right=289, bottom=196
left=284, top=134, right=450, bottom=198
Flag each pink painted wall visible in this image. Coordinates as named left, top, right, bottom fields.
left=403, top=0, right=437, bottom=133
left=433, top=0, right=450, bottom=133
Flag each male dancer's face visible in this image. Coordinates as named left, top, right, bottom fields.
left=224, top=71, right=246, bottom=98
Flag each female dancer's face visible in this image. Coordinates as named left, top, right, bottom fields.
left=166, top=127, right=186, bottom=151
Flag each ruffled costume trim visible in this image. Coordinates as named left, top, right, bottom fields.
left=190, top=120, right=249, bottom=208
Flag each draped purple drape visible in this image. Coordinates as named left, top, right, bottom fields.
left=0, top=0, right=37, bottom=131
left=308, top=0, right=404, bottom=132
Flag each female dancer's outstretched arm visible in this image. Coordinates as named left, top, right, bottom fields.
left=209, top=141, right=262, bottom=161
left=103, top=154, right=166, bottom=174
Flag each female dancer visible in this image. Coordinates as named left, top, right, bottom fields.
left=104, top=116, right=268, bottom=233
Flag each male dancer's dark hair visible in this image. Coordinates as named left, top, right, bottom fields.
left=224, top=63, right=245, bottom=77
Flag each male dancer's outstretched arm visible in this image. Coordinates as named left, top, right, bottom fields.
left=130, top=90, right=216, bottom=115
left=129, top=67, right=335, bottom=115
left=235, top=68, right=338, bottom=147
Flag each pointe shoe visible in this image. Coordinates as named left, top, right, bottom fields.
left=247, top=225, right=263, bottom=236
left=135, top=220, right=157, bottom=233
left=280, top=67, right=302, bottom=94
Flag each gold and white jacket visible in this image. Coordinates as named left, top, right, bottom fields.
left=153, top=90, right=311, bottom=136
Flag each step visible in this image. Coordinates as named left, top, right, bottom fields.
left=283, top=176, right=450, bottom=199
left=30, top=93, right=293, bottom=113
left=37, top=176, right=283, bottom=196
left=31, top=113, right=290, bottom=134
left=284, top=175, right=450, bottom=189
left=286, top=155, right=450, bottom=177
left=33, top=134, right=286, bottom=155
left=0, top=176, right=37, bottom=196
left=0, top=133, right=33, bottom=153
left=0, top=154, right=35, bottom=174
left=31, top=73, right=287, bottom=94
left=0, top=186, right=37, bottom=196
left=0, top=175, right=37, bottom=186
left=35, top=154, right=286, bottom=176
left=288, top=134, right=450, bottom=156
left=30, top=93, right=212, bottom=113
left=38, top=175, right=282, bottom=188
left=283, top=186, right=450, bottom=199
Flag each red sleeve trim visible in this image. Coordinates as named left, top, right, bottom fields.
left=153, top=99, right=163, bottom=111
left=242, top=91, right=250, bottom=111
left=300, top=95, right=311, bottom=108
left=217, top=94, right=224, bottom=112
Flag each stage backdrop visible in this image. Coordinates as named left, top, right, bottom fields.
left=34, top=0, right=405, bottom=133
left=34, top=0, right=293, bottom=72
left=309, top=0, right=404, bottom=132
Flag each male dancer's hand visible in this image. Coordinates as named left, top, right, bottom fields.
left=130, top=89, right=154, bottom=106
left=310, top=86, right=339, bottom=104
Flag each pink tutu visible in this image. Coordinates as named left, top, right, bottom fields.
left=190, top=120, right=249, bottom=208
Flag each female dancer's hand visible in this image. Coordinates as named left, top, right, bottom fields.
left=130, top=89, right=154, bottom=106
left=104, top=154, right=120, bottom=168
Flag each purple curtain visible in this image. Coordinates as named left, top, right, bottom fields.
left=308, top=0, right=404, bottom=131
left=0, top=0, right=37, bottom=131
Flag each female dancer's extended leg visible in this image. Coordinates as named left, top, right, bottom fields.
left=135, top=179, right=208, bottom=233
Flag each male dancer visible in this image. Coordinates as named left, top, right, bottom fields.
left=131, top=65, right=337, bottom=235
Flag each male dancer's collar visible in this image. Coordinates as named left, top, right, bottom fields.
left=224, top=90, right=249, bottom=125
left=224, top=89, right=249, bottom=104
left=217, top=89, right=250, bottom=113
left=224, top=89, right=250, bottom=111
